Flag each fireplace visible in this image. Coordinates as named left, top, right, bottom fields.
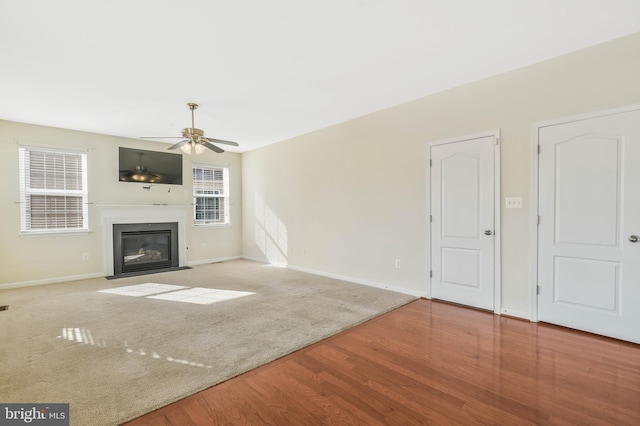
left=98, top=205, right=188, bottom=277
left=113, top=222, right=179, bottom=276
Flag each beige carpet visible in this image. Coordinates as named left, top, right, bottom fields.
left=0, top=260, right=416, bottom=425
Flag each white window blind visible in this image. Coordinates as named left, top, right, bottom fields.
left=18, top=147, right=88, bottom=233
left=192, top=165, right=229, bottom=225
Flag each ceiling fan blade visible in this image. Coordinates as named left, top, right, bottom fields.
left=167, top=140, right=189, bottom=150
left=205, top=137, right=239, bottom=147
left=203, top=141, right=225, bottom=153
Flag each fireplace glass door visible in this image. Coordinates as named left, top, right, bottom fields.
left=122, top=231, right=171, bottom=272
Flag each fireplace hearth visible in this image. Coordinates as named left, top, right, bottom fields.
left=112, top=222, right=179, bottom=277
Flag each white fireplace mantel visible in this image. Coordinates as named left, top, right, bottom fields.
left=98, top=204, right=188, bottom=276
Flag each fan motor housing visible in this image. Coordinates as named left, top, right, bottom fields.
left=182, top=127, right=205, bottom=137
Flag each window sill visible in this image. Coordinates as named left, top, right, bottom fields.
left=20, top=229, right=91, bottom=237
left=193, top=223, right=231, bottom=229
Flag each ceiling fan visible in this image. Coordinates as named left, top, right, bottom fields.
left=141, top=103, right=239, bottom=154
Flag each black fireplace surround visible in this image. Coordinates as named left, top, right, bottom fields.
left=113, top=222, right=179, bottom=276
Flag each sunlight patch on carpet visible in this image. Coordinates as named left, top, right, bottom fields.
left=98, top=283, right=187, bottom=297
left=98, top=283, right=255, bottom=305
left=58, top=327, right=107, bottom=347
left=125, top=345, right=213, bottom=369
left=147, top=288, right=255, bottom=305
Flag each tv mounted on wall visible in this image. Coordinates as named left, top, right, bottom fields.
left=118, top=147, right=183, bottom=185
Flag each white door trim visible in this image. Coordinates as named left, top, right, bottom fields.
left=529, top=103, right=640, bottom=322
left=427, top=129, right=501, bottom=314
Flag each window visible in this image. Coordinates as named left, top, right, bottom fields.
left=192, top=165, right=229, bottom=226
left=18, top=146, right=88, bottom=233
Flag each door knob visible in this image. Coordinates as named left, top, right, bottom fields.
left=484, top=230, right=493, bottom=236
left=630, top=235, right=640, bottom=243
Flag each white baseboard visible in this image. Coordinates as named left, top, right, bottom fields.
left=240, top=256, right=424, bottom=298
left=188, top=255, right=242, bottom=266
left=286, top=264, right=424, bottom=298
left=2, top=256, right=422, bottom=296
left=1, top=256, right=244, bottom=290
left=241, top=255, right=271, bottom=264
left=0, top=272, right=106, bottom=290
left=500, top=308, right=531, bottom=320
left=1, top=257, right=529, bottom=321
left=242, top=258, right=533, bottom=318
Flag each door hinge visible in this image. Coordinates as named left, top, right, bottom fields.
left=537, top=145, right=541, bottom=154
left=430, top=270, right=433, bottom=278
left=494, top=137, right=499, bottom=146
left=430, top=215, right=433, bottom=223
left=429, top=159, right=432, bottom=167
left=537, top=285, right=540, bottom=295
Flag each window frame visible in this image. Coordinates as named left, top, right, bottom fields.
left=192, top=164, right=230, bottom=227
left=18, top=146, right=89, bottom=235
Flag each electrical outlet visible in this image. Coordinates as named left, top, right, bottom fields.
left=82, top=253, right=89, bottom=261
left=395, top=259, right=402, bottom=269
left=201, top=243, right=206, bottom=249
left=505, top=197, right=523, bottom=209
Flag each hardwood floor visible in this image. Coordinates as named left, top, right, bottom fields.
left=124, top=299, right=640, bottom=425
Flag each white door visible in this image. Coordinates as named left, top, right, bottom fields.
left=538, top=108, right=640, bottom=343
left=430, top=135, right=497, bottom=311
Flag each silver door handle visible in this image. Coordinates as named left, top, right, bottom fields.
left=630, top=235, right=640, bottom=243
left=484, top=230, right=493, bottom=236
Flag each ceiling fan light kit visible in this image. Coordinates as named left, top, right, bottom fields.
left=181, top=141, right=206, bottom=155
left=141, top=103, right=239, bottom=155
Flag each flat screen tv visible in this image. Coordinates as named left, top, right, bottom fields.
left=118, top=147, right=183, bottom=185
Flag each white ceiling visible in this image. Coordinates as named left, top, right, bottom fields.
left=1, top=0, right=639, bottom=153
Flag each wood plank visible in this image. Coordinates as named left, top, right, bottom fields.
left=124, top=299, right=640, bottom=425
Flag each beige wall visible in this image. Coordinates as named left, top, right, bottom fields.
left=0, top=121, right=242, bottom=286
left=3, top=32, right=639, bottom=312
left=242, top=32, right=640, bottom=316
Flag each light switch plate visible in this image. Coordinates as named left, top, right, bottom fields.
left=505, top=197, right=523, bottom=209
